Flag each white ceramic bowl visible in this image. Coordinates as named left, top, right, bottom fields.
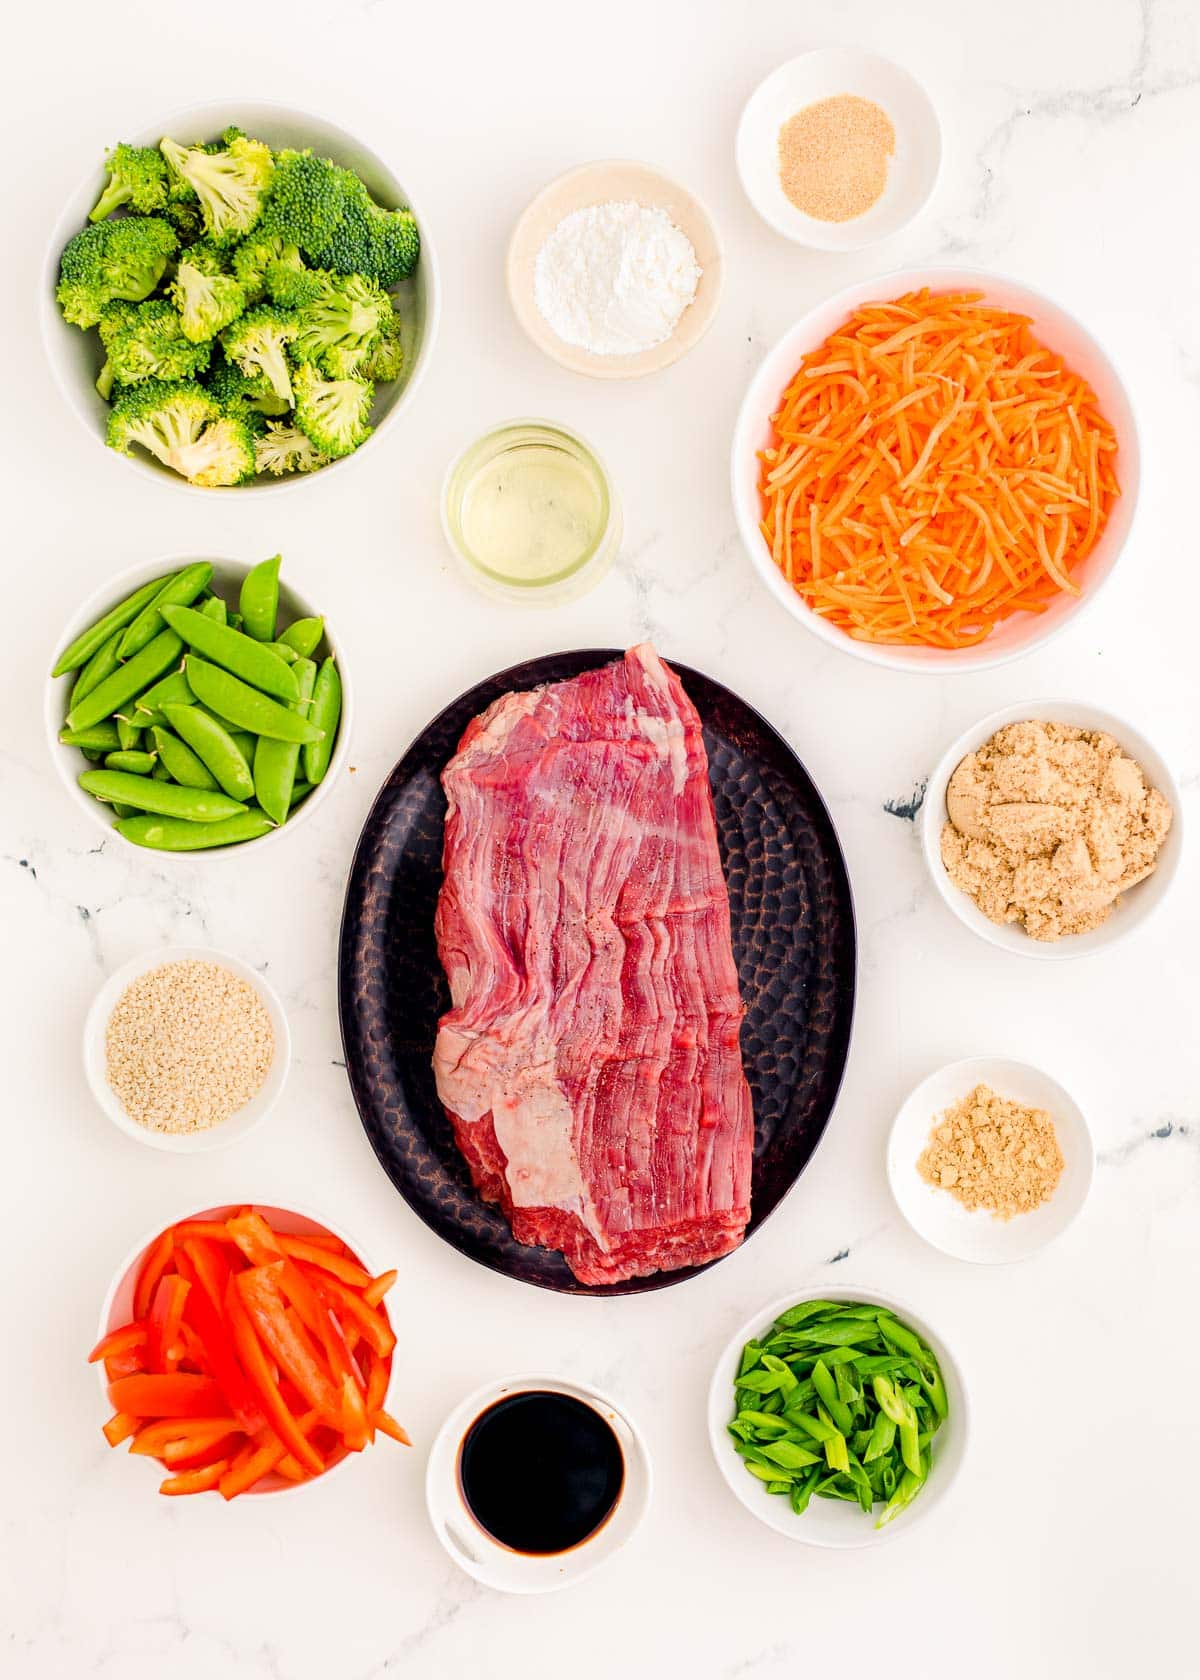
left=45, top=552, right=352, bottom=857
left=708, top=1287, right=969, bottom=1548
left=426, top=1373, right=652, bottom=1593
left=83, top=944, right=290, bottom=1152
left=736, top=49, right=941, bottom=249
left=887, top=1057, right=1095, bottom=1263
left=506, top=160, right=723, bottom=379
left=96, top=1199, right=395, bottom=1495
left=42, top=98, right=440, bottom=495
left=731, top=266, right=1140, bottom=673
left=921, top=699, right=1182, bottom=958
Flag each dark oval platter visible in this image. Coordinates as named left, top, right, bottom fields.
left=338, top=650, right=856, bottom=1296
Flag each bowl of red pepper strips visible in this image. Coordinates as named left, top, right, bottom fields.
left=91, top=1201, right=409, bottom=1498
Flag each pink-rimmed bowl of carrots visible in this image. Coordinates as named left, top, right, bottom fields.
left=92, top=1201, right=407, bottom=1499
left=731, top=267, right=1139, bottom=673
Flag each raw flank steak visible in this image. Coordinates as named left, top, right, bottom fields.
left=432, top=644, right=754, bottom=1285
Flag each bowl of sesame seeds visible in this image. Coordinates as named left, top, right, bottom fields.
left=83, top=945, right=290, bottom=1152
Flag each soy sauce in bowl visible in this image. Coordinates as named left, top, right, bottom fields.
left=458, top=1390, right=624, bottom=1555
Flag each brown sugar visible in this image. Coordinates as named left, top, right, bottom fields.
left=918, top=1084, right=1064, bottom=1221
left=778, top=95, right=895, bottom=222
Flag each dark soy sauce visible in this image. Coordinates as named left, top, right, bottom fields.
left=458, top=1390, right=625, bottom=1555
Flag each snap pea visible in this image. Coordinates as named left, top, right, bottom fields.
left=150, top=726, right=218, bottom=791
left=186, top=657, right=322, bottom=744
left=116, top=810, right=276, bottom=851
left=265, top=640, right=299, bottom=664
left=161, top=702, right=255, bottom=801
left=278, top=616, right=324, bottom=658
left=238, top=554, right=281, bottom=642
left=69, top=627, right=124, bottom=710
left=253, top=657, right=315, bottom=824
left=730, top=1299, right=947, bottom=1531
left=161, top=606, right=299, bottom=701
left=200, top=593, right=227, bottom=625
left=66, top=627, right=183, bottom=733
left=59, top=722, right=120, bottom=752
left=228, top=611, right=244, bottom=631
left=116, top=717, right=142, bottom=752
left=128, top=666, right=194, bottom=725
left=302, top=656, right=341, bottom=783
left=103, top=750, right=156, bottom=774
left=151, top=762, right=172, bottom=781
left=289, top=780, right=314, bottom=808
left=118, top=562, right=213, bottom=658
left=111, top=801, right=138, bottom=818
left=78, top=769, right=247, bottom=822
left=228, top=730, right=256, bottom=761
left=50, top=574, right=171, bottom=677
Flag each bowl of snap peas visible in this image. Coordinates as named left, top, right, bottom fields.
left=707, top=1288, right=970, bottom=1547
left=45, top=553, right=351, bottom=855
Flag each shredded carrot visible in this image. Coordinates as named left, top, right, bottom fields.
left=756, top=289, right=1120, bottom=648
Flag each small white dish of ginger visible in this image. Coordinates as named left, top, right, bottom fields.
left=887, top=1058, right=1094, bottom=1264
left=921, top=701, right=1182, bottom=960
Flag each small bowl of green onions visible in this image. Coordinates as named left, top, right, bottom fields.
left=707, top=1288, right=969, bottom=1547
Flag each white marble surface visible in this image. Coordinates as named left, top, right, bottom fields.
left=3, top=1, right=1198, bottom=1675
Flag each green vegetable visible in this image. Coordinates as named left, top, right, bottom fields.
left=254, top=423, right=327, bottom=477
left=89, top=143, right=169, bottom=223
left=56, top=216, right=177, bottom=329
left=254, top=656, right=315, bottom=825
left=69, top=627, right=125, bottom=711
left=100, top=299, right=212, bottom=385
left=118, top=562, right=213, bottom=658
left=257, top=149, right=420, bottom=287
left=161, top=702, right=254, bottom=801
left=78, top=769, right=246, bottom=822
left=730, top=1300, right=948, bottom=1530
left=185, top=656, right=322, bottom=743
left=115, top=717, right=142, bottom=752
left=292, top=271, right=392, bottom=376
left=129, top=666, right=195, bottom=725
left=160, top=604, right=297, bottom=699
left=59, top=722, right=121, bottom=752
left=238, top=554, right=281, bottom=642
left=168, top=256, right=247, bottom=343
left=266, top=640, right=298, bottom=663
left=103, top=750, right=156, bottom=774
left=302, top=656, right=341, bottom=784
left=107, top=380, right=256, bottom=486
left=150, top=726, right=218, bottom=791
left=160, top=135, right=273, bottom=244
left=291, top=362, right=372, bottom=458
left=116, top=810, right=275, bottom=851
left=51, top=574, right=168, bottom=676
left=66, top=627, right=183, bottom=733
left=278, top=616, right=324, bottom=657
left=220, top=307, right=298, bottom=405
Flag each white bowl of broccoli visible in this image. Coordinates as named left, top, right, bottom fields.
left=42, top=99, right=440, bottom=493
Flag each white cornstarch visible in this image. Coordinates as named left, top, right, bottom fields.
left=105, top=960, right=275, bottom=1134
left=533, top=201, right=701, bottom=356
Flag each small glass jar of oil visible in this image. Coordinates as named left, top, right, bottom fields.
left=442, top=420, right=621, bottom=605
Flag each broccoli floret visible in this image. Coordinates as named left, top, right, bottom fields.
left=292, top=271, right=391, bottom=376
left=231, top=231, right=308, bottom=302
left=103, top=299, right=212, bottom=386
left=89, top=143, right=169, bottom=222
left=164, top=191, right=206, bottom=247
left=168, top=256, right=246, bottom=343
left=95, top=300, right=141, bottom=398
left=292, top=361, right=373, bottom=458
left=160, top=135, right=273, bottom=244
left=266, top=260, right=327, bottom=310
left=107, top=379, right=255, bottom=485
left=183, top=239, right=231, bottom=277
left=220, top=305, right=298, bottom=405
left=255, top=422, right=329, bottom=476
left=56, top=216, right=177, bottom=329
left=357, top=305, right=404, bottom=383
left=206, top=356, right=290, bottom=418
left=258, top=149, right=420, bottom=286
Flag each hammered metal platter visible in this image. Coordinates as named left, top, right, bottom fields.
left=338, top=650, right=856, bottom=1296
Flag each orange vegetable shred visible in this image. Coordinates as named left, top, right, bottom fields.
left=757, top=289, right=1120, bottom=648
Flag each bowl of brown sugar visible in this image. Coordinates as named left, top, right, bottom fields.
left=736, top=49, right=941, bottom=250
left=887, top=1057, right=1095, bottom=1263
left=83, top=945, right=290, bottom=1152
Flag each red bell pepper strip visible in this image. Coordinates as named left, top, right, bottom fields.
left=362, top=1269, right=397, bottom=1309
left=308, top=1270, right=396, bottom=1358
left=174, top=1248, right=265, bottom=1433
left=102, top=1411, right=140, bottom=1448
left=235, top=1266, right=342, bottom=1421
left=159, top=1459, right=228, bottom=1496
left=225, top=1214, right=323, bottom=1338
left=364, top=1350, right=390, bottom=1415
left=129, top=1417, right=238, bottom=1458
left=278, top=1237, right=371, bottom=1288
left=217, top=1409, right=320, bottom=1499
left=274, top=1455, right=308, bottom=1481
left=293, top=1231, right=345, bottom=1253
left=339, top=1372, right=370, bottom=1452
left=107, top=1373, right=225, bottom=1418
left=161, top=1432, right=241, bottom=1471
left=179, top=1236, right=231, bottom=1314
left=171, top=1220, right=239, bottom=1245
left=147, top=1274, right=190, bottom=1372
left=223, top=1276, right=323, bottom=1475
left=374, top=1410, right=412, bottom=1446
left=132, top=1228, right=175, bottom=1321
left=89, top=1322, right=148, bottom=1365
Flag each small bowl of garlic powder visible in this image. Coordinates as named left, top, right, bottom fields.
left=737, top=49, right=941, bottom=251
left=84, top=945, right=290, bottom=1153
left=507, top=160, right=723, bottom=378
left=887, top=1057, right=1095, bottom=1263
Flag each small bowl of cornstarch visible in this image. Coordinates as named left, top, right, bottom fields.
left=507, top=160, right=723, bottom=378
left=84, top=945, right=290, bottom=1152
